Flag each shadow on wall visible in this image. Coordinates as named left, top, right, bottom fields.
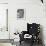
left=40, top=25, right=45, bottom=46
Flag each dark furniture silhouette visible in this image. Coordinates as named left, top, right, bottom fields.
left=19, top=23, right=40, bottom=46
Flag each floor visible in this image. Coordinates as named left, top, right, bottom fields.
left=0, top=43, right=14, bottom=46
left=0, top=40, right=43, bottom=46
left=0, top=42, right=43, bottom=46
left=19, top=41, right=43, bottom=46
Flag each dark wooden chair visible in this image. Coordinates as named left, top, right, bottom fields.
left=19, top=23, right=40, bottom=46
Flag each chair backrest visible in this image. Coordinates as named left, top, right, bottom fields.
left=27, top=23, right=40, bottom=35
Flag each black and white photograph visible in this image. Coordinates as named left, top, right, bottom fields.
left=17, top=9, right=24, bottom=18
left=17, top=9, right=26, bottom=20
left=0, top=0, right=46, bottom=46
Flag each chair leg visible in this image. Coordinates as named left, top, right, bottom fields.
left=30, top=41, right=34, bottom=46
left=30, top=39, right=34, bottom=46
left=20, top=41, right=21, bottom=45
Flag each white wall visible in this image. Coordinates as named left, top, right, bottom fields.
left=0, top=0, right=14, bottom=46
left=0, top=4, right=9, bottom=39
left=0, top=0, right=8, bottom=3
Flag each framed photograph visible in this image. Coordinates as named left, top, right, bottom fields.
left=17, top=9, right=25, bottom=19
